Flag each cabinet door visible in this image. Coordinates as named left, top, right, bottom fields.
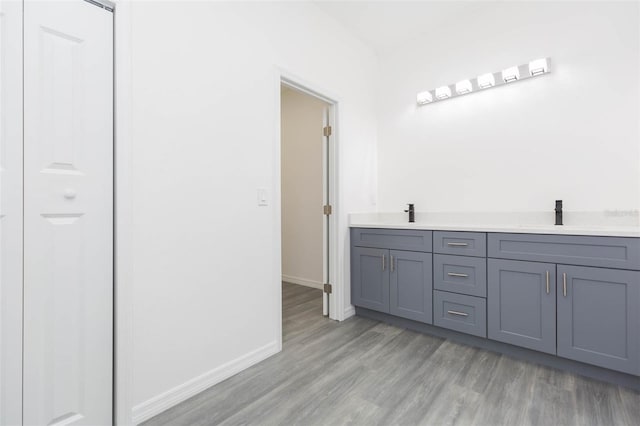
left=557, top=265, right=640, bottom=375
left=390, top=251, right=433, bottom=324
left=488, top=259, right=556, bottom=354
left=351, top=247, right=389, bottom=313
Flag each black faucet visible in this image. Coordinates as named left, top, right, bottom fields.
left=555, top=200, right=563, bottom=225
left=404, top=204, right=415, bottom=223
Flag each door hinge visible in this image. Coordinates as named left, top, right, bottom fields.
left=323, top=205, right=332, bottom=215
left=323, top=125, right=332, bottom=137
left=323, top=283, right=333, bottom=294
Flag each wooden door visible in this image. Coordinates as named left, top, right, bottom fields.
left=23, top=1, right=113, bottom=424
left=0, top=0, right=24, bottom=423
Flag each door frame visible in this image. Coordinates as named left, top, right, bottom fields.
left=275, top=69, right=341, bottom=345
left=113, top=0, right=134, bottom=424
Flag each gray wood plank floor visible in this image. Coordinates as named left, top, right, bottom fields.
left=143, top=282, right=640, bottom=426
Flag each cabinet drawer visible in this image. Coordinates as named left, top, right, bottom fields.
left=351, top=228, right=432, bottom=252
left=434, top=231, right=486, bottom=257
left=433, top=291, right=487, bottom=338
left=488, top=233, right=640, bottom=270
left=434, top=254, right=487, bottom=297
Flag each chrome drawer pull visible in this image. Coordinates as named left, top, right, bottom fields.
left=447, top=242, right=468, bottom=247
left=447, top=310, right=468, bottom=317
left=546, top=270, right=550, bottom=294
left=391, top=255, right=395, bottom=272
left=563, top=272, right=567, bottom=297
left=447, top=272, right=468, bottom=278
left=382, top=254, right=386, bottom=271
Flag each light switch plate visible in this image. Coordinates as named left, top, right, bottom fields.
left=257, top=188, right=268, bottom=206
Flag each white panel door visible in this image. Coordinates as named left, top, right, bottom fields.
left=23, top=1, right=113, bottom=425
left=0, top=0, right=24, bottom=424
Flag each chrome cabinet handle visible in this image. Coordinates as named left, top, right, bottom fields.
left=391, top=255, right=395, bottom=272
left=546, top=270, right=550, bottom=294
left=563, top=272, right=567, bottom=297
left=447, top=310, right=468, bottom=317
left=447, top=272, right=468, bottom=278
left=382, top=254, right=386, bottom=271
left=447, top=242, right=468, bottom=247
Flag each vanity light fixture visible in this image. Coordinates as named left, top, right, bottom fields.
left=529, top=58, right=549, bottom=76
left=435, top=86, right=452, bottom=99
left=417, top=91, right=433, bottom=105
left=416, top=57, right=551, bottom=106
left=456, top=80, right=472, bottom=95
left=502, top=66, right=520, bottom=82
left=477, top=73, right=495, bottom=89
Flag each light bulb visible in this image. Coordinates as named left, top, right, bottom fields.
left=455, top=80, right=472, bottom=95
left=416, top=91, right=433, bottom=105
left=502, top=66, right=520, bottom=83
left=529, top=58, right=548, bottom=76
left=435, top=86, right=452, bottom=100
left=477, top=73, right=495, bottom=89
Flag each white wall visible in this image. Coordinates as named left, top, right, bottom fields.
left=376, top=1, right=640, bottom=213
left=130, top=1, right=377, bottom=420
left=281, top=87, right=326, bottom=288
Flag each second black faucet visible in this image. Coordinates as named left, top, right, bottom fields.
left=555, top=200, right=563, bottom=225
left=405, top=204, right=415, bottom=223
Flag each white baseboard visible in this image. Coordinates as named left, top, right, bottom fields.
left=132, top=341, right=280, bottom=424
left=282, top=274, right=323, bottom=290
left=343, top=305, right=356, bottom=320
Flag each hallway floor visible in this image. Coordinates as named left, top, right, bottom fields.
left=143, top=282, right=640, bottom=426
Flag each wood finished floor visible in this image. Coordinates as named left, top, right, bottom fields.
left=144, top=282, right=640, bottom=426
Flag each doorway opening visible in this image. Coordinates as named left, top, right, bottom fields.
left=280, top=79, right=336, bottom=338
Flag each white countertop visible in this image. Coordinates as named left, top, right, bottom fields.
left=349, top=211, right=640, bottom=238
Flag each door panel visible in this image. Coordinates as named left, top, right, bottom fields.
left=23, top=1, right=113, bottom=425
left=0, top=0, right=24, bottom=424
left=390, top=250, right=432, bottom=323
left=351, top=247, right=389, bottom=313
left=488, top=259, right=556, bottom=354
left=557, top=265, right=640, bottom=375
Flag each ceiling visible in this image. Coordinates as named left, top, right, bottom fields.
left=312, top=1, right=486, bottom=55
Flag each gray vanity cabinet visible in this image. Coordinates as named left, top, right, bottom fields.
left=557, top=265, right=640, bottom=375
left=351, top=228, right=433, bottom=322
left=351, top=246, right=390, bottom=313
left=390, top=250, right=432, bottom=323
left=488, top=259, right=557, bottom=355
left=488, top=240, right=640, bottom=375
left=352, top=227, right=640, bottom=384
